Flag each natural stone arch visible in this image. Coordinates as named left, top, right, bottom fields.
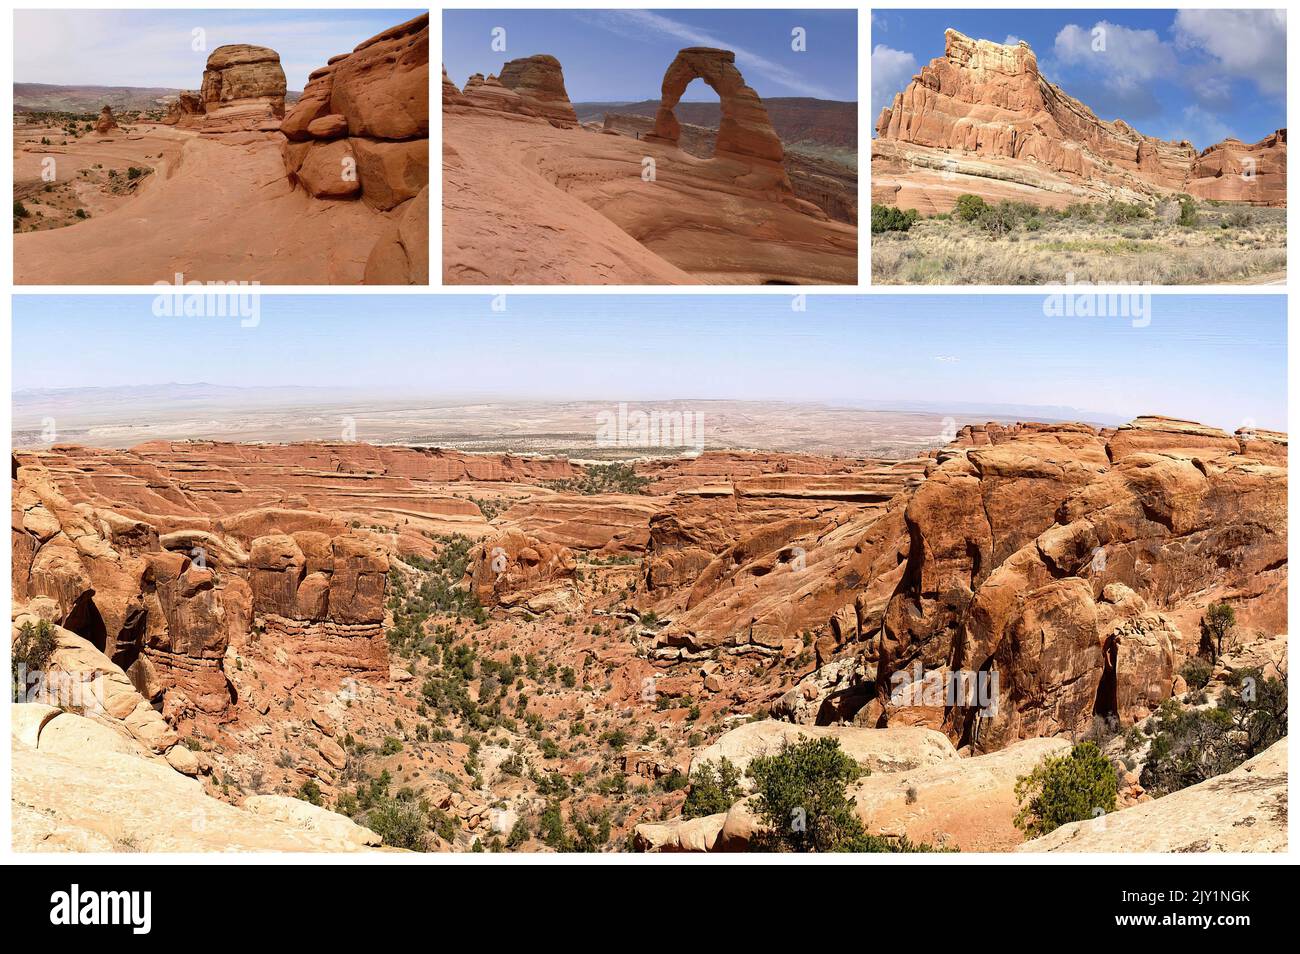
left=645, top=47, right=784, bottom=164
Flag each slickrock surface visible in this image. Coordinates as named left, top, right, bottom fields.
left=444, top=47, right=856, bottom=284
left=874, top=29, right=1287, bottom=213
left=13, top=707, right=380, bottom=852
left=1019, top=739, right=1287, bottom=852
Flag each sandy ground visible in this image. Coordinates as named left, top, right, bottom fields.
left=14, top=122, right=397, bottom=285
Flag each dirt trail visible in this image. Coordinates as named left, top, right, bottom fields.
left=15, top=126, right=392, bottom=285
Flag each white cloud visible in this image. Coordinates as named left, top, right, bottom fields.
left=1173, top=9, right=1286, bottom=97
left=1053, top=20, right=1176, bottom=89
left=1004, top=35, right=1023, bottom=47
left=12, top=10, right=397, bottom=88
left=1165, top=104, right=1233, bottom=148
left=871, top=44, right=918, bottom=121
left=584, top=9, right=838, bottom=99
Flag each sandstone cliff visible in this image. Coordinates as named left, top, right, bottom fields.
left=281, top=13, right=429, bottom=283
left=874, top=29, right=1287, bottom=212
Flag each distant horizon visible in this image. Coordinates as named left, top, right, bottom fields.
left=11, top=294, right=1287, bottom=433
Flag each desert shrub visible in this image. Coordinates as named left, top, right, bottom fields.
left=953, top=194, right=988, bottom=222
left=1179, top=657, right=1213, bottom=691
left=682, top=758, right=743, bottom=819
left=871, top=204, right=917, bottom=233
left=1142, top=669, right=1287, bottom=797
left=1222, top=208, right=1254, bottom=228
left=1061, top=202, right=1095, bottom=220
left=1106, top=201, right=1149, bottom=223
left=1025, top=217, right=1043, bottom=231
left=978, top=202, right=1018, bottom=236
left=14, top=200, right=30, bottom=220
left=12, top=619, right=57, bottom=700
left=747, top=736, right=867, bottom=851
left=296, top=780, right=323, bottom=806
left=1177, top=195, right=1199, bottom=227
left=1198, top=603, right=1236, bottom=662
left=1014, top=741, right=1118, bottom=839
left=380, top=736, right=403, bottom=756
left=544, top=463, right=650, bottom=495
left=366, top=797, right=430, bottom=850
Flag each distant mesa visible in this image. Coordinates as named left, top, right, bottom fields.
left=873, top=29, right=1287, bottom=213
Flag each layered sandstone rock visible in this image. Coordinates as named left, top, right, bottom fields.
left=874, top=29, right=1287, bottom=212
left=161, top=90, right=203, bottom=126
left=281, top=13, right=429, bottom=283
left=649, top=418, right=1285, bottom=752
left=198, top=44, right=286, bottom=134
left=498, top=55, right=577, bottom=125
left=464, top=530, right=578, bottom=613
left=12, top=448, right=393, bottom=731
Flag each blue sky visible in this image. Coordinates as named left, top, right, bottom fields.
left=10, top=295, right=1286, bottom=431
left=13, top=9, right=423, bottom=89
left=872, top=9, right=1287, bottom=149
left=444, top=9, right=857, bottom=102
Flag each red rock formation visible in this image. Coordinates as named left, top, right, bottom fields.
left=464, top=529, right=577, bottom=612
left=161, top=90, right=204, bottom=127
left=93, top=105, right=119, bottom=135
left=198, top=44, right=286, bottom=134
left=281, top=13, right=429, bottom=283
left=874, top=29, right=1287, bottom=212
left=648, top=48, right=784, bottom=168
left=649, top=418, right=1285, bottom=750
left=498, top=55, right=577, bottom=126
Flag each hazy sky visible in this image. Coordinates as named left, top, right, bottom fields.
left=10, top=295, right=1286, bottom=432
left=444, top=8, right=858, bottom=102
left=872, top=9, right=1286, bottom=149
left=13, top=9, right=423, bottom=90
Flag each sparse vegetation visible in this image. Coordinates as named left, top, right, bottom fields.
left=544, top=463, right=651, bottom=496
left=1140, top=669, right=1287, bottom=797
left=12, top=618, right=57, bottom=700
left=1013, top=741, right=1118, bottom=839
left=682, top=758, right=743, bottom=819
left=745, top=736, right=946, bottom=852
left=873, top=197, right=1285, bottom=285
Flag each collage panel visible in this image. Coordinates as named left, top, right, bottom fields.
left=870, top=8, right=1286, bottom=285
left=443, top=7, right=859, bottom=284
left=8, top=291, right=1287, bottom=860
left=12, top=7, right=430, bottom=285
left=1, top=0, right=1294, bottom=894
